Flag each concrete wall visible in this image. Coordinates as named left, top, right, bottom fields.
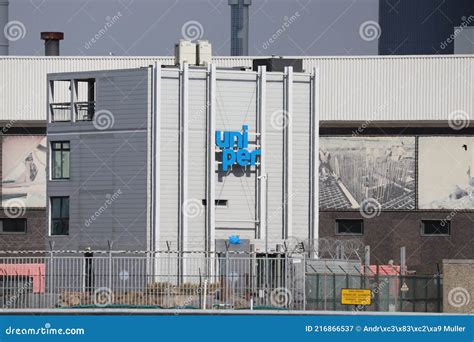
left=443, top=259, right=474, bottom=313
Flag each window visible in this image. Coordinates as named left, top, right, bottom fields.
left=75, top=79, right=96, bottom=121
left=49, top=79, right=96, bottom=122
left=51, top=197, right=69, bottom=235
left=0, top=219, right=26, bottom=234
left=336, top=219, right=364, bottom=235
left=422, top=220, right=450, bottom=236
left=51, top=141, right=70, bottom=179
left=201, top=199, right=228, bottom=207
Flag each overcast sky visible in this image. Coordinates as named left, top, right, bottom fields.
left=8, top=0, right=379, bottom=56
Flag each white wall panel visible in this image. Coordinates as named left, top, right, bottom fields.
left=2, top=55, right=472, bottom=123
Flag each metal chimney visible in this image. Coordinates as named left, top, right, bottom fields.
left=0, top=0, right=8, bottom=55
left=41, top=32, right=64, bottom=56
left=228, top=0, right=251, bottom=56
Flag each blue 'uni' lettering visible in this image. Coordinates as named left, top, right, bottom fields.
left=216, top=125, right=260, bottom=171
left=215, top=125, right=249, bottom=148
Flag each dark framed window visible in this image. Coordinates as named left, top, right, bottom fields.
left=0, top=219, right=27, bottom=234
left=201, top=199, right=228, bottom=207
left=51, top=141, right=70, bottom=180
left=51, top=197, right=69, bottom=235
left=421, top=220, right=450, bottom=236
left=336, top=219, right=364, bottom=235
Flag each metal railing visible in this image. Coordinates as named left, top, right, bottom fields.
left=74, top=101, right=95, bottom=121
left=0, top=251, right=441, bottom=312
left=50, top=101, right=95, bottom=122
left=50, top=102, right=72, bottom=122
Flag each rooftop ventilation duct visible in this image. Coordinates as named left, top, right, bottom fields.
left=252, top=57, right=303, bottom=72
left=41, top=32, right=64, bottom=56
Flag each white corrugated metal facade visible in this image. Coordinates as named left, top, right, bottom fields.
left=0, top=55, right=472, bottom=123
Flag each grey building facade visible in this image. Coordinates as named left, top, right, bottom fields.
left=46, top=64, right=317, bottom=253
left=47, top=68, right=151, bottom=251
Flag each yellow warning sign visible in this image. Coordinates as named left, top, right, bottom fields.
left=341, top=288, right=372, bottom=305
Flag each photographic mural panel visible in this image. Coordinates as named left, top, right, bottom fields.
left=319, top=137, right=416, bottom=210
left=418, top=137, right=474, bottom=209
left=2, top=136, right=47, bottom=208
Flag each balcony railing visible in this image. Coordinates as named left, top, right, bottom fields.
left=75, top=101, right=96, bottom=121
left=50, top=101, right=96, bottom=123
left=50, top=102, right=72, bottom=122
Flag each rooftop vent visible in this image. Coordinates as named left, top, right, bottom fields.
left=41, top=32, right=64, bottom=56
left=252, top=57, right=303, bottom=72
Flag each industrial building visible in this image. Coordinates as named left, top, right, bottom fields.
left=1, top=52, right=472, bottom=275
left=378, top=0, right=474, bottom=55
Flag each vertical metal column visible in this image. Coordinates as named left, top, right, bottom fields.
left=283, top=66, right=293, bottom=239
left=151, top=64, right=162, bottom=280
left=47, top=80, right=54, bottom=123
left=310, top=68, right=320, bottom=242
left=152, top=63, right=161, bottom=253
left=70, top=79, right=77, bottom=122
left=206, top=64, right=216, bottom=274
left=257, top=66, right=267, bottom=241
left=178, top=63, right=189, bottom=281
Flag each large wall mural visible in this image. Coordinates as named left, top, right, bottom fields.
left=2, top=136, right=47, bottom=208
left=418, top=137, right=474, bottom=209
left=319, top=137, right=416, bottom=210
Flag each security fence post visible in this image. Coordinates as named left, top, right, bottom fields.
left=108, top=241, right=113, bottom=292
left=302, top=253, right=306, bottom=311
left=48, top=241, right=54, bottom=299
left=399, top=273, right=403, bottom=312
left=437, top=274, right=442, bottom=312
left=375, top=264, right=380, bottom=312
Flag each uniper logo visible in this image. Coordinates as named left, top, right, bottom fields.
left=216, top=125, right=261, bottom=171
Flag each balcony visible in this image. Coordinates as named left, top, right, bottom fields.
left=49, top=78, right=96, bottom=123
left=50, top=101, right=96, bottom=123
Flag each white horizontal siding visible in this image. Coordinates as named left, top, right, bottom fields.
left=0, top=55, right=473, bottom=123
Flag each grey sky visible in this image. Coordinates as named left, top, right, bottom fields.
left=8, top=0, right=378, bottom=56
